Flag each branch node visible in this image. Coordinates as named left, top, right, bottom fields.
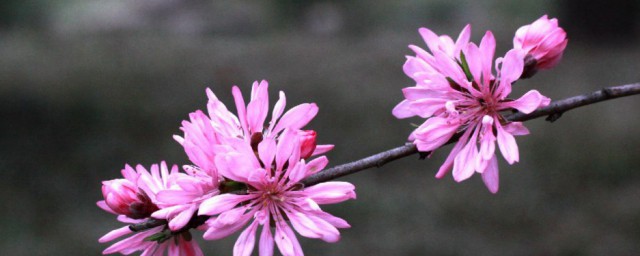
left=602, top=87, right=614, bottom=97
left=545, top=112, right=563, bottom=122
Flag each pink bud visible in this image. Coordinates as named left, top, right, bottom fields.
left=514, top=15, right=568, bottom=78
left=298, top=130, right=317, bottom=159
left=102, top=179, right=158, bottom=219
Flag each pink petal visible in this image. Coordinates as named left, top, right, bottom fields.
left=392, top=99, right=415, bottom=119
left=286, top=211, right=322, bottom=239
left=203, top=208, right=252, bottom=240
left=258, top=137, right=277, bottom=170
left=268, top=91, right=287, bottom=133
left=453, top=24, right=472, bottom=56
left=479, top=31, right=496, bottom=86
left=168, top=204, right=197, bottom=231
left=275, top=129, right=299, bottom=172
left=432, top=50, right=468, bottom=89
left=401, top=87, right=445, bottom=100
left=308, top=214, right=341, bottom=243
left=272, top=103, right=319, bottom=135
left=481, top=155, right=500, bottom=194
left=231, top=86, right=249, bottom=137
left=246, top=98, right=268, bottom=134
left=313, top=211, right=350, bottom=229
left=103, top=227, right=162, bottom=254
left=478, top=116, right=496, bottom=160
left=151, top=205, right=184, bottom=219
left=311, top=144, right=333, bottom=156
left=409, top=44, right=436, bottom=66
left=97, top=200, right=116, bottom=214
left=435, top=129, right=470, bottom=179
left=452, top=133, right=479, bottom=182
left=99, top=226, right=132, bottom=243
left=501, top=90, right=550, bottom=114
left=403, top=56, right=431, bottom=81
left=233, top=221, right=258, bottom=256
left=503, top=122, right=530, bottom=136
left=496, top=49, right=525, bottom=99
left=418, top=27, right=441, bottom=53
left=274, top=221, right=303, bottom=256
left=463, top=43, right=483, bottom=84
left=199, top=194, right=252, bottom=216
left=304, top=181, right=356, bottom=204
left=305, top=156, right=329, bottom=176
left=287, top=160, right=307, bottom=183
left=156, top=190, right=197, bottom=205
left=408, top=98, right=449, bottom=118
left=259, top=225, right=274, bottom=256
left=214, top=153, right=256, bottom=183
left=496, top=123, right=519, bottom=164
left=413, top=117, right=460, bottom=152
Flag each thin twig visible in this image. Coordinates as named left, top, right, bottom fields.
left=301, top=82, right=640, bottom=186
left=130, top=82, right=640, bottom=232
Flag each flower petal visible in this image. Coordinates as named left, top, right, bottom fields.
left=392, top=99, right=415, bottom=119
left=481, top=155, right=500, bottom=194
left=272, top=103, right=319, bottom=135
left=199, top=194, right=253, bottom=216
left=413, top=117, right=460, bottom=152
left=496, top=123, right=519, bottom=164
left=304, top=181, right=356, bottom=204
left=259, top=225, right=274, bottom=256
left=501, top=90, right=550, bottom=114
left=98, top=226, right=132, bottom=243
left=233, top=220, right=258, bottom=256
left=452, top=133, right=479, bottom=182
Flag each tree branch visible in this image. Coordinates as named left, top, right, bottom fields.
left=301, top=82, right=640, bottom=186
left=130, top=82, right=640, bottom=232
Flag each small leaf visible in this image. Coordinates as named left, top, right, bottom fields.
left=459, top=51, right=474, bottom=82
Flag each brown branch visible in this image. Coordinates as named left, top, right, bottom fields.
left=301, top=82, right=640, bottom=186
left=130, top=82, right=640, bottom=232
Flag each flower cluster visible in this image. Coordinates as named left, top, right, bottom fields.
left=98, top=14, right=567, bottom=256
left=393, top=15, right=566, bottom=193
left=98, top=162, right=204, bottom=255
left=98, top=81, right=355, bottom=256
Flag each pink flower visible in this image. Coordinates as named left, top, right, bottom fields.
left=298, top=130, right=318, bottom=159
left=198, top=129, right=356, bottom=256
left=394, top=26, right=550, bottom=193
left=99, top=226, right=203, bottom=256
left=152, top=165, right=221, bottom=231
left=101, top=178, right=157, bottom=219
left=513, top=15, right=568, bottom=77
left=175, top=80, right=333, bottom=174
left=98, top=162, right=204, bottom=255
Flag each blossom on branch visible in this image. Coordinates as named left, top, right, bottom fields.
left=98, top=162, right=204, bottom=255
left=175, top=80, right=333, bottom=171
left=198, top=129, right=356, bottom=256
left=514, top=15, right=568, bottom=78
left=393, top=25, right=551, bottom=193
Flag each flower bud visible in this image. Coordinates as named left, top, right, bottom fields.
left=514, top=15, right=568, bottom=78
left=298, top=130, right=317, bottom=159
left=102, top=179, right=158, bottom=219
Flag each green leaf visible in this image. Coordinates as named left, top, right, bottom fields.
left=459, top=51, right=474, bottom=82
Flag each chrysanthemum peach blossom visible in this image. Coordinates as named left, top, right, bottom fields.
left=98, top=162, right=204, bottom=256
left=394, top=26, right=550, bottom=193
left=198, top=129, right=355, bottom=256
left=174, top=80, right=333, bottom=175
left=151, top=165, right=220, bottom=231
left=514, top=15, right=568, bottom=78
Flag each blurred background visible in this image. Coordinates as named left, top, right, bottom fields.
left=2, top=0, right=640, bottom=255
